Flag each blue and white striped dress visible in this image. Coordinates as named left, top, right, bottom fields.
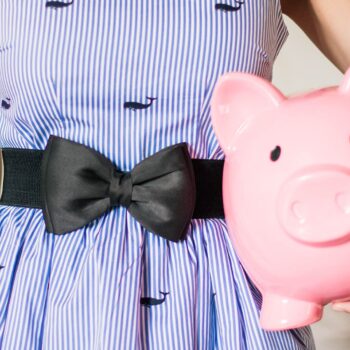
left=0, top=1, right=315, bottom=349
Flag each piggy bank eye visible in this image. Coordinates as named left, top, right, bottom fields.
left=270, top=146, right=281, bottom=161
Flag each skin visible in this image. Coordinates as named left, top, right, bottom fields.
left=281, top=0, right=350, bottom=312
left=281, top=0, right=350, bottom=73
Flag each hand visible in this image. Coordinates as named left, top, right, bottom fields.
left=331, top=301, right=350, bottom=313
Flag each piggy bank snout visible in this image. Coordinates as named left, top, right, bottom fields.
left=277, top=167, right=350, bottom=245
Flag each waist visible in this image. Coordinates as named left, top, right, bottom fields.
left=0, top=135, right=225, bottom=241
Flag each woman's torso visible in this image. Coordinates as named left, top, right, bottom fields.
left=0, top=0, right=287, bottom=166
left=0, top=3, right=315, bottom=350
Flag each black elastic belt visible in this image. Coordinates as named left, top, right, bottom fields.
left=0, top=136, right=224, bottom=242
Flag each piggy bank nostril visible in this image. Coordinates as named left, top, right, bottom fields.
left=335, top=192, right=350, bottom=214
left=291, top=201, right=306, bottom=223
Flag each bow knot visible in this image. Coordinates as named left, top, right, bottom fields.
left=109, top=170, right=132, bottom=208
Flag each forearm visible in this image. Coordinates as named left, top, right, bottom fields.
left=281, top=0, right=350, bottom=73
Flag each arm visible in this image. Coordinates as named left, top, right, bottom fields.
left=281, top=0, right=350, bottom=73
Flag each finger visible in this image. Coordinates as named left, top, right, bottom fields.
left=332, top=302, right=350, bottom=312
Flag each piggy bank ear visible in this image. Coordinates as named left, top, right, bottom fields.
left=211, top=72, right=285, bottom=154
left=339, top=67, right=350, bottom=94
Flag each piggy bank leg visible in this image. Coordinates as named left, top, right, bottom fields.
left=260, top=293, right=323, bottom=330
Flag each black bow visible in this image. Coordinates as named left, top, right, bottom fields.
left=41, top=136, right=196, bottom=242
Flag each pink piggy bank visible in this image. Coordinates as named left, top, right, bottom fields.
left=210, top=69, right=350, bottom=331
